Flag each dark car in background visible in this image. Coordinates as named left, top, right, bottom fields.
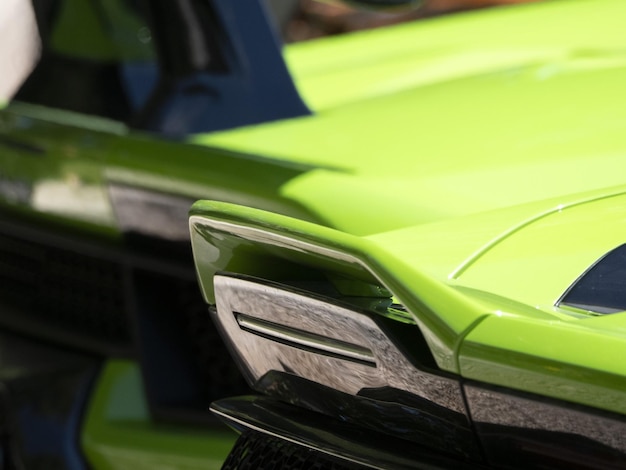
left=0, top=0, right=311, bottom=467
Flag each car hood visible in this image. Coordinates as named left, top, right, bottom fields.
left=189, top=197, right=626, bottom=414
left=368, top=188, right=626, bottom=306
left=191, top=0, right=626, bottom=416
left=196, top=0, right=626, bottom=236
left=365, top=188, right=626, bottom=413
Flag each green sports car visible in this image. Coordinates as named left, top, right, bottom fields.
left=2, top=0, right=626, bottom=468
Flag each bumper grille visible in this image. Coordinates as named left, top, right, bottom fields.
left=0, top=224, right=250, bottom=424
left=178, top=284, right=250, bottom=402
left=0, top=232, right=129, bottom=347
left=222, top=432, right=369, bottom=470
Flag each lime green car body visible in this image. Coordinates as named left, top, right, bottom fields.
left=1, top=0, right=626, bottom=468
left=192, top=0, right=626, bottom=414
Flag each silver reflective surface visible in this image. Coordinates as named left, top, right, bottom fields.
left=214, top=274, right=465, bottom=413
left=236, top=313, right=376, bottom=366
left=466, top=384, right=626, bottom=453
left=109, top=183, right=195, bottom=240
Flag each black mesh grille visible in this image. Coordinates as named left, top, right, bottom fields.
left=0, top=232, right=130, bottom=346
left=177, top=282, right=249, bottom=401
left=131, top=272, right=250, bottom=422
left=0, top=228, right=250, bottom=424
left=222, top=432, right=369, bottom=470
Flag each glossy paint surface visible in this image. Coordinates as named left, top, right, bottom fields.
left=190, top=201, right=487, bottom=373
left=1, top=0, right=626, bottom=465
left=454, top=193, right=626, bottom=309
left=465, top=384, right=626, bottom=468
left=196, top=0, right=626, bottom=236
left=2, top=0, right=626, bottom=239
left=82, top=360, right=236, bottom=470
left=460, top=313, right=626, bottom=414
left=449, top=195, right=626, bottom=413
left=190, top=191, right=626, bottom=415
left=0, top=103, right=123, bottom=234
left=0, top=101, right=318, bottom=238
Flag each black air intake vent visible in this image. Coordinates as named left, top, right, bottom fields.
left=0, top=232, right=130, bottom=350
left=180, top=289, right=249, bottom=401
left=133, top=272, right=250, bottom=424
left=0, top=219, right=251, bottom=425
left=222, top=431, right=368, bottom=470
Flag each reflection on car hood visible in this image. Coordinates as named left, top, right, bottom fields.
left=196, top=0, right=626, bottom=236
left=284, top=0, right=626, bottom=113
